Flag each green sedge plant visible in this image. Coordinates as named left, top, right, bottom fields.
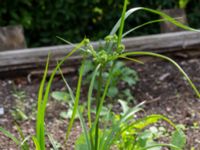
left=0, top=0, right=200, bottom=149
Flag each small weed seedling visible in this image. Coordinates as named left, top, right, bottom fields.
left=0, top=0, right=200, bottom=150
left=83, top=59, right=138, bottom=103
left=11, top=89, right=28, bottom=121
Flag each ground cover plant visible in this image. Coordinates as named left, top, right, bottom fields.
left=0, top=0, right=200, bottom=149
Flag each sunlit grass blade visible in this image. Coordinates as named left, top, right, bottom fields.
left=58, top=66, right=91, bottom=150
left=36, top=54, right=50, bottom=146
left=20, top=136, right=31, bottom=150
left=141, top=7, right=198, bottom=31
left=0, top=127, right=20, bottom=145
left=15, top=123, right=29, bottom=150
left=56, top=36, right=86, bottom=52
left=32, top=136, right=41, bottom=150
left=119, top=56, right=144, bottom=64
left=65, top=59, right=85, bottom=141
left=75, top=106, right=91, bottom=150
left=122, top=18, right=166, bottom=38
left=125, top=114, right=176, bottom=131
left=65, top=60, right=84, bottom=141
left=110, top=7, right=199, bottom=35
left=110, top=7, right=143, bottom=35
left=36, top=40, right=86, bottom=150
left=58, top=67, right=75, bottom=100
left=117, top=0, right=128, bottom=47
left=120, top=51, right=200, bottom=98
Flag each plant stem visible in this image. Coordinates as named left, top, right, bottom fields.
left=117, top=0, right=128, bottom=48
left=92, top=62, right=115, bottom=136
left=94, top=66, right=103, bottom=150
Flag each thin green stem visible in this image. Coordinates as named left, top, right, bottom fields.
left=122, top=18, right=166, bottom=38
left=119, top=56, right=144, bottom=64
left=65, top=58, right=85, bottom=142
left=117, top=0, right=128, bottom=48
left=92, top=62, right=115, bottom=137
left=95, top=66, right=103, bottom=150
left=58, top=66, right=91, bottom=150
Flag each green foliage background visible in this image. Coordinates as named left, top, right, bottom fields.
left=0, top=0, right=200, bottom=47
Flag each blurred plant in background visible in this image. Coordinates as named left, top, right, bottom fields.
left=0, top=0, right=200, bottom=47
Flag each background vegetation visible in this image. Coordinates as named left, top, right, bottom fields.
left=0, top=0, right=200, bottom=47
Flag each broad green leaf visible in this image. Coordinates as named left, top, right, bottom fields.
left=136, top=130, right=161, bottom=150
left=91, top=106, right=110, bottom=116
left=75, top=133, right=90, bottom=150
left=120, top=101, right=145, bottom=123
left=118, top=99, right=130, bottom=115
left=60, top=105, right=85, bottom=119
left=130, top=114, right=176, bottom=130
left=171, top=128, right=186, bottom=150
left=51, top=91, right=70, bottom=102
left=142, top=143, right=182, bottom=150
left=145, top=140, right=161, bottom=150
left=107, top=86, right=118, bottom=97
left=123, top=76, right=137, bottom=86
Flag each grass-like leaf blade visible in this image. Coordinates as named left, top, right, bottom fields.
left=0, top=126, right=20, bottom=145
left=120, top=51, right=200, bottom=98
left=110, top=7, right=199, bottom=35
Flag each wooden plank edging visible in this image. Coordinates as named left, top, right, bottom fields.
left=0, top=30, right=200, bottom=72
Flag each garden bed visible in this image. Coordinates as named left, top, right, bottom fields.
left=0, top=56, right=200, bottom=149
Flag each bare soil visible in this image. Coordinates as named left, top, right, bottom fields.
left=0, top=56, right=200, bottom=150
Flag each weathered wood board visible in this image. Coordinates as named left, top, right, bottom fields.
left=0, top=30, right=200, bottom=73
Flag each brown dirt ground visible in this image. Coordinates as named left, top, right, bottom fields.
left=0, top=56, right=200, bottom=150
